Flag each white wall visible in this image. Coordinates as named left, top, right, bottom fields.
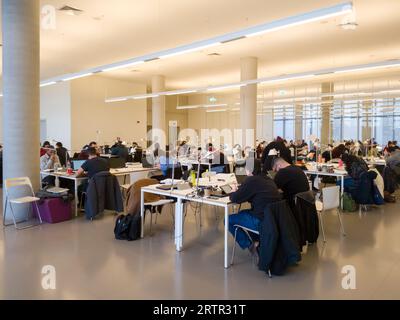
left=71, top=76, right=147, bottom=151
left=40, top=81, right=72, bottom=149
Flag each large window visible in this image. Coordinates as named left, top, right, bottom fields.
left=303, top=104, right=321, bottom=143
left=273, top=105, right=294, bottom=140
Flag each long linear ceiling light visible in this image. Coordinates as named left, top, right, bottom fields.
left=24, top=1, right=351, bottom=90
left=105, top=58, right=400, bottom=103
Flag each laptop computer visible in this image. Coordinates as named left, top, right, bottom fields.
left=71, top=159, right=86, bottom=171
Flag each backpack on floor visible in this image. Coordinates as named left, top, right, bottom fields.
left=114, top=214, right=141, bottom=241
left=342, top=192, right=358, bottom=212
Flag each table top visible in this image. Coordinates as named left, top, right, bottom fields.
left=303, top=169, right=348, bottom=177
left=40, top=165, right=154, bottom=180
left=141, top=184, right=233, bottom=207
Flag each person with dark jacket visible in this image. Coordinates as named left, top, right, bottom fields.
left=111, top=142, right=129, bottom=161
left=76, top=147, right=111, bottom=206
left=55, top=142, right=70, bottom=167
left=272, top=157, right=310, bottom=206
left=261, top=138, right=292, bottom=173
left=228, top=158, right=282, bottom=254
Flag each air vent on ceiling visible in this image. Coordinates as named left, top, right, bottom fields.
left=208, top=53, right=221, bottom=56
left=59, top=5, right=84, bottom=16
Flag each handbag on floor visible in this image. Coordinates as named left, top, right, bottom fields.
left=114, top=214, right=141, bottom=241
left=342, top=192, right=358, bottom=212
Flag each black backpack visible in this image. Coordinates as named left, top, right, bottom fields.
left=114, top=214, right=141, bottom=241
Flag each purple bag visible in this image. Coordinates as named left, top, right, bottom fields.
left=32, top=198, right=72, bottom=224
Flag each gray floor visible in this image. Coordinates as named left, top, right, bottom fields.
left=1, top=190, right=400, bottom=300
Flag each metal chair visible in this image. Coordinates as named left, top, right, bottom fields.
left=315, top=185, right=346, bottom=242
left=3, top=177, right=43, bottom=230
left=230, top=224, right=272, bottom=278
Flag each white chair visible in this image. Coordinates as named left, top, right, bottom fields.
left=315, top=185, right=346, bottom=242
left=144, top=199, right=175, bottom=234
left=3, top=177, right=43, bottom=230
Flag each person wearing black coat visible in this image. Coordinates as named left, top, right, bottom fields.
left=261, top=138, right=292, bottom=173
left=228, top=158, right=282, bottom=252
left=84, top=171, right=123, bottom=220
left=111, top=142, right=129, bottom=161
left=258, top=200, right=301, bottom=276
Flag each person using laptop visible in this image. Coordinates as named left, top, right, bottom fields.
left=228, top=157, right=281, bottom=256
left=78, top=141, right=98, bottom=160
left=76, top=147, right=110, bottom=205
left=272, top=157, right=310, bottom=206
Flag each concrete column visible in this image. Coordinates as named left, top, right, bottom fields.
left=151, top=75, right=166, bottom=151
left=321, top=82, right=334, bottom=146
left=240, top=57, right=257, bottom=147
left=362, top=100, right=372, bottom=141
left=2, top=0, right=40, bottom=219
left=295, top=104, right=303, bottom=141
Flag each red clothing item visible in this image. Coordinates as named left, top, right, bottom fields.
left=40, top=148, right=47, bottom=157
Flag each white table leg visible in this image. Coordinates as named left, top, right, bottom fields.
left=140, top=189, right=145, bottom=238
left=175, top=198, right=183, bottom=251
left=74, top=180, right=79, bottom=217
left=224, top=205, right=229, bottom=269
left=341, top=176, right=344, bottom=210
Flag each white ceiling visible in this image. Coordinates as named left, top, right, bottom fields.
left=2, top=0, right=400, bottom=90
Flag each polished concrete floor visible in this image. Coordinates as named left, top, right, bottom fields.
left=1, top=189, right=400, bottom=300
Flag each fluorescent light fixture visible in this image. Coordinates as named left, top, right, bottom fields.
left=206, top=83, right=246, bottom=92
left=166, top=89, right=197, bottom=96
left=105, top=97, right=129, bottom=103
left=102, top=61, right=145, bottom=72
left=159, top=42, right=221, bottom=59
left=261, top=74, right=315, bottom=84
left=176, top=105, right=200, bottom=110
left=335, top=61, right=400, bottom=74
left=206, top=109, right=227, bottom=113
left=0, top=93, right=3, bottom=97
left=203, top=103, right=228, bottom=108
left=246, top=2, right=353, bottom=37
left=231, top=108, right=240, bottom=111
left=133, top=94, right=160, bottom=100
left=40, top=81, right=57, bottom=87
left=62, top=72, right=93, bottom=82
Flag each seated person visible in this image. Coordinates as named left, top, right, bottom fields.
left=40, top=145, right=61, bottom=186
left=322, top=144, right=333, bottom=162
left=383, top=146, right=400, bottom=201
left=272, top=157, right=310, bottom=206
left=76, top=147, right=111, bottom=203
left=78, top=141, right=98, bottom=160
left=55, top=141, right=70, bottom=167
left=228, top=158, right=282, bottom=256
left=111, top=141, right=129, bottom=161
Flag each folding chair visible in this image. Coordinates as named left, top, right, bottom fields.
left=315, top=185, right=346, bottom=242
left=3, top=177, right=43, bottom=230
